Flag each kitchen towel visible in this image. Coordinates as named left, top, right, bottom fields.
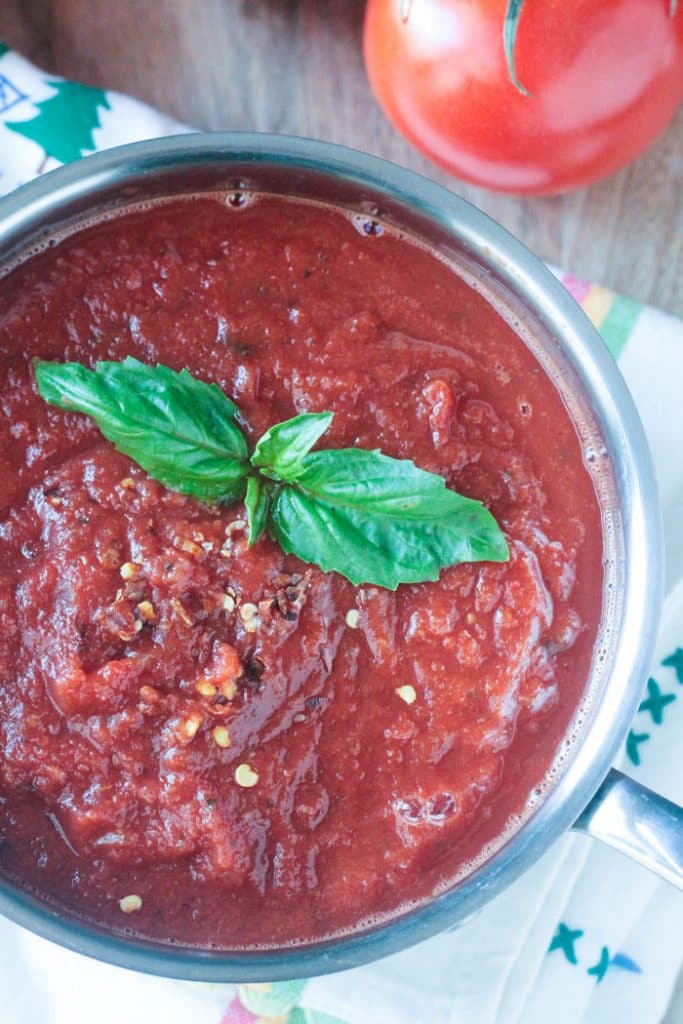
left=0, top=45, right=681, bottom=1024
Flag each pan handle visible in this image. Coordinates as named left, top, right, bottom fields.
left=573, top=768, right=683, bottom=888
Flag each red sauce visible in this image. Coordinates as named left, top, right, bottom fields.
left=0, top=196, right=602, bottom=947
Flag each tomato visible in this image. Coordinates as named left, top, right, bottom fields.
left=363, top=0, right=683, bottom=194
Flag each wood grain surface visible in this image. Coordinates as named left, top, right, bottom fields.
left=0, top=3, right=681, bottom=1019
left=1, top=0, right=682, bottom=316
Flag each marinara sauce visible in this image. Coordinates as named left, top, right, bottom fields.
left=0, top=196, right=602, bottom=947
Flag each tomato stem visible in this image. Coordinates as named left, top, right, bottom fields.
left=670, top=0, right=678, bottom=16
left=504, top=0, right=529, bottom=96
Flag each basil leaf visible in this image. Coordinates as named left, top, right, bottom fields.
left=34, top=357, right=250, bottom=502
left=245, top=474, right=272, bottom=545
left=268, top=449, right=509, bottom=589
left=35, top=358, right=510, bottom=588
left=251, top=412, right=333, bottom=481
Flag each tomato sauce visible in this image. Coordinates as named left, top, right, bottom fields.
left=0, top=196, right=603, bottom=947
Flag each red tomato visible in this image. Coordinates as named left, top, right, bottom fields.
left=363, top=0, right=683, bottom=194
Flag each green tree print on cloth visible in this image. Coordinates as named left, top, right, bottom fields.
left=662, top=647, right=683, bottom=683
left=548, top=922, right=584, bottom=964
left=547, top=923, right=642, bottom=984
left=586, top=946, right=610, bottom=983
left=5, top=79, right=110, bottom=162
left=625, top=666, right=679, bottom=766
left=626, top=729, right=650, bottom=766
left=638, top=677, right=676, bottom=724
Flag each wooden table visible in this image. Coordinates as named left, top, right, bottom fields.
left=2, top=0, right=682, bottom=317
left=1, top=2, right=682, bottom=1019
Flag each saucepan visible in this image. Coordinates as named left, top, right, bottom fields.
left=0, top=134, right=680, bottom=981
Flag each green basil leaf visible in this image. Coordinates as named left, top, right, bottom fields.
left=245, top=474, right=272, bottom=545
left=34, top=357, right=250, bottom=502
left=35, top=358, right=510, bottom=588
left=251, top=412, right=333, bottom=481
left=268, top=449, right=509, bottom=589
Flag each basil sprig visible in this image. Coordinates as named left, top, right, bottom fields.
left=34, top=357, right=509, bottom=589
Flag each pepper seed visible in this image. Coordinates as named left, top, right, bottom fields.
left=120, top=562, right=141, bottom=580
left=212, top=725, right=231, bottom=748
left=119, top=894, right=142, bottom=913
left=234, top=763, right=259, bottom=788
left=395, top=685, right=417, bottom=705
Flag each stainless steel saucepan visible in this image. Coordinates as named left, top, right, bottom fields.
left=0, top=134, right=680, bottom=980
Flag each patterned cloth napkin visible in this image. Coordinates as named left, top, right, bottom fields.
left=0, top=45, right=681, bottom=1024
